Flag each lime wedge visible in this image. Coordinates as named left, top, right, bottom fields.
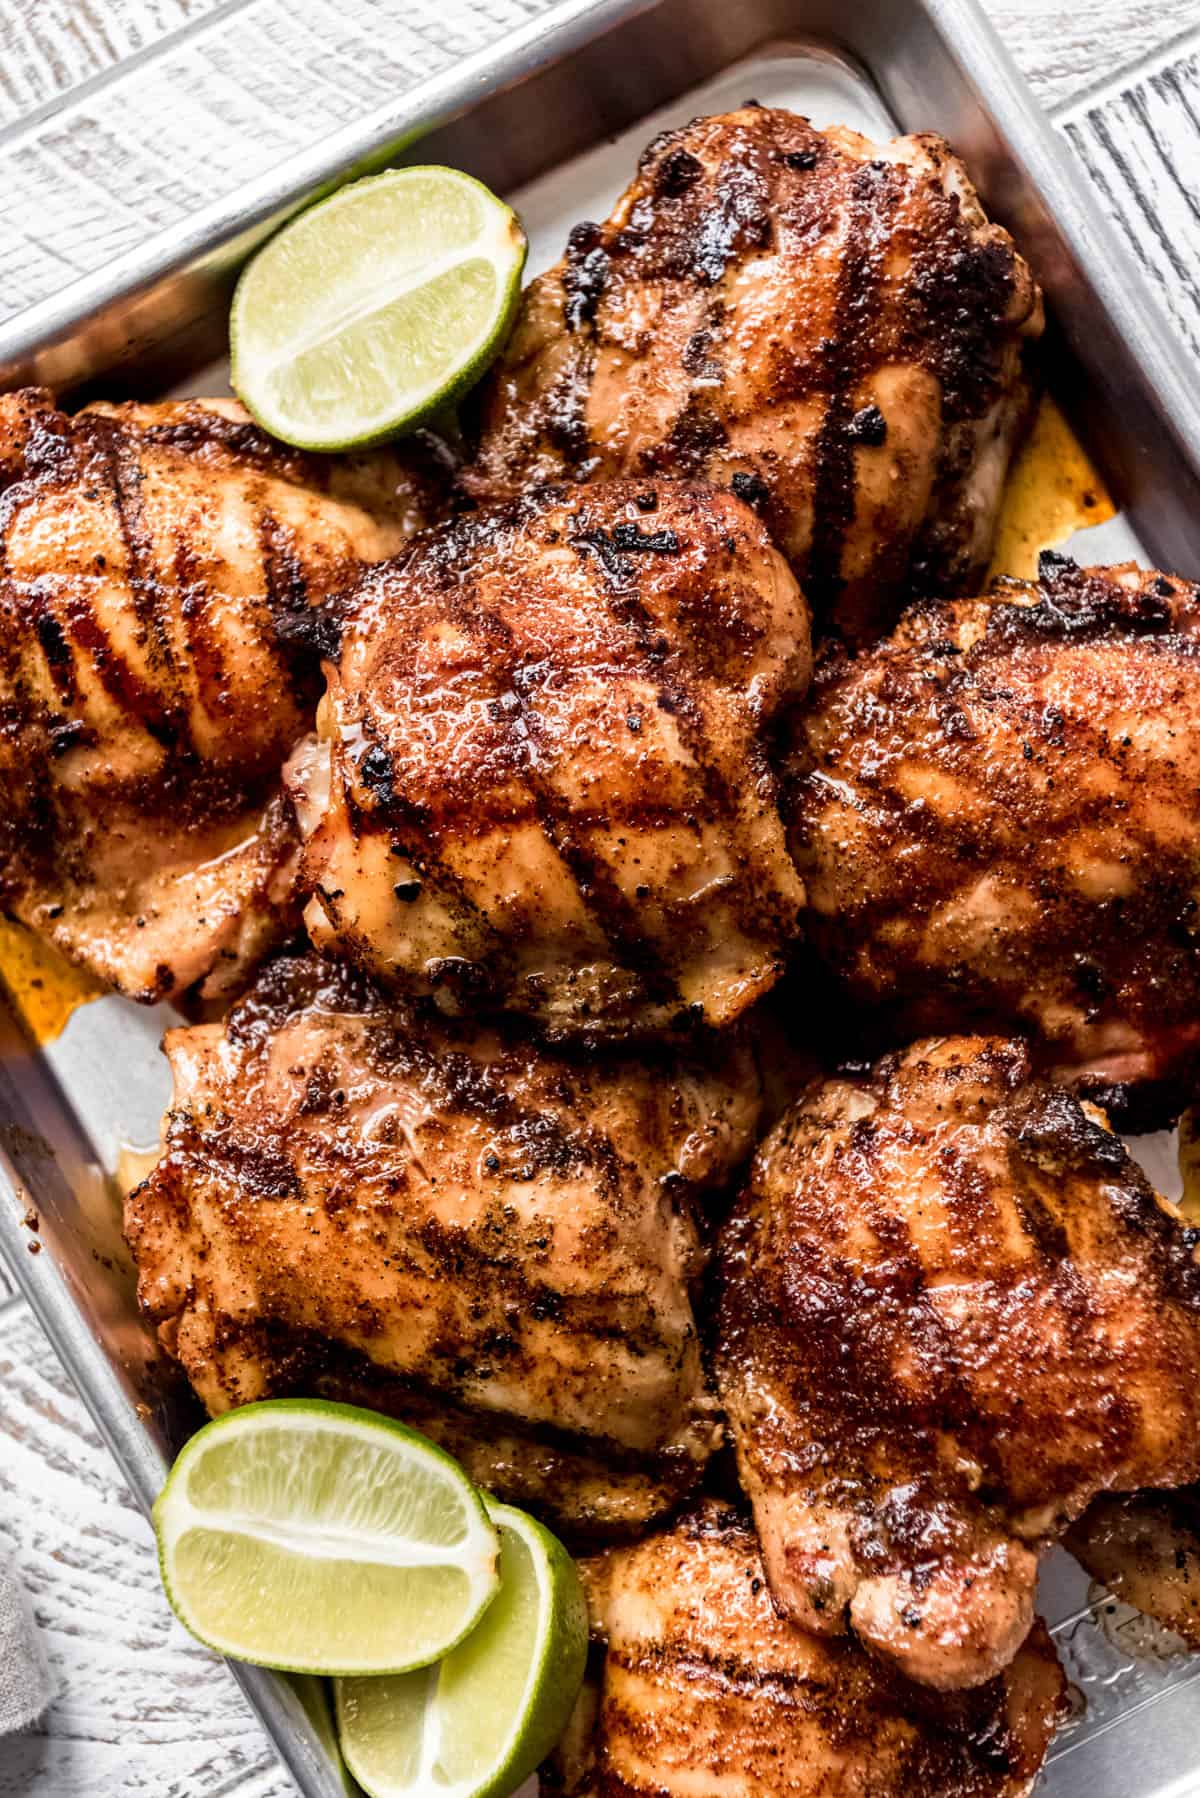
left=153, top=1400, right=500, bottom=1675
left=335, top=1501, right=588, bottom=1798
left=287, top=1675, right=360, bottom=1795
left=230, top=166, right=526, bottom=451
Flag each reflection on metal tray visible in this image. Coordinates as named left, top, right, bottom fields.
left=2, top=3, right=1200, bottom=1795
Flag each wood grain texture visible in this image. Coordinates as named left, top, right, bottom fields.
left=1, top=2, right=1197, bottom=1795
left=0, top=1301, right=292, bottom=1798
left=1060, top=34, right=1200, bottom=357
left=991, top=0, right=1200, bottom=112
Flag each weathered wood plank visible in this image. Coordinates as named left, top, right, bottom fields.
left=992, top=0, right=1200, bottom=112
left=1060, top=34, right=1200, bottom=359
left=0, top=1301, right=293, bottom=1797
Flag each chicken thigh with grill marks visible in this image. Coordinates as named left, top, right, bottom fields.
left=0, top=389, right=443, bottom=1004
left=545, top=1500, right=1066, bottom=1798
left=1065, top=1487, right=1200, bottom=1649
left=714, top=1035, right=1200, bottom=1690
left=286, top=478, right=810, bottom=1041
left=125, top=949, right=762, bottom=1535
left=789, top=558, right=1200, bottom=1122
left=465, top=107, right=1042, bottom=643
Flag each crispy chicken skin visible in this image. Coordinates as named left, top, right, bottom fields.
left=1065, top=1488, right=1200, bottom=1648
left=545, top=1501, right=1066, bottom=1798
left=0, top=390, right=443, bottom=1004
left=288, top=478, right=810, bottom=1041
left=466, top=107, right=1042, bottom=643
left=125, top=950, right=762, bottom=1534
left=789, top=558, right=1200, bottom=1121
left=714, top=1036, right=1200, bottom=1689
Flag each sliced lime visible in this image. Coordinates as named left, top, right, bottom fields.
left=287, top=1675, right=360, bottom=1795
left=153, top=1400, right=499, bottom=1675
left=335, top=1501, right=588, bottom=1798
left=230, top=165, right=526, bottom=451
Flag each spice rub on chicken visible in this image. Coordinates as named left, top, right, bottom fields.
left=789, top=558, right=1200, bottom=1122
left=547, top=1501, right=1066, bottom=1798
left=0, top=389, right=443, bottom=1004
left=287, top=478, right=810, bottom=1042
left=125, top=949, right=762, bottom=1535
left=714, top=1036, right=1200, bottom=1690
left=466, top=107, right=1042, bottom=643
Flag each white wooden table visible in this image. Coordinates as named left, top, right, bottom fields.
left=2, top=1, right=1200, bottom=1792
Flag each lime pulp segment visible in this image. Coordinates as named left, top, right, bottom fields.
left=154, top=1400, right=500, bottom=1675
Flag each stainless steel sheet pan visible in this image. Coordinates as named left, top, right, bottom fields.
left=3, top=3, right=1200, bottom=1793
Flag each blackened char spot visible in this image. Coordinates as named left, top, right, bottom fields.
left=358, top=743, right=395, bottom=802
left=655, top=149, right=703, bottom=197
left=563, top=222, right=610, bottom=331
left=34, top=610, right=72, bottom=671
left=987, top=561, right=1174, bottom=646
left=691, top=159, right=771, bottom=284
left=846, top=404, right=888, bottom=446
left=731, top=469, right=771, bottom=511
left=570, top=521, right=681, bottom=585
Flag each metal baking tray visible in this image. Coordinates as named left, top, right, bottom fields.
left=3, top=1, right=1200, bottom=1792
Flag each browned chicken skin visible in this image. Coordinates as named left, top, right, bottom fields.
left=288, top=478, right=810, bottom=1041
left=546, top=1501, right=1066, bottom=1798
left=0, top=390, right=443, bottom=1003
left=126, top=949, right=762, bottom=1534
left=1065, top=1487, right=1200, bottom=1648
left=789, top=558, right=1200, bottom=1122
left=466, top=108, right=1042, bottom=642
left=714, top=1036, right=1200, bottom=1689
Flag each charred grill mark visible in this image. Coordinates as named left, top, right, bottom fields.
left=571, top=522, right=682, bottom=586
left=364, top=537, right=690, bottom=1012
left=689, top=153, right=771, bottom=285
left=569, top=508, right=789, bottom=954
left=172, top=532, right=230, bottom=738
left=806, top=162, right=891, bottom=622
left=500, top=665, right=684, bottom=1012
left=258, top=506, right=324, bottom=700
left=564, top=221, right=611, bottom=332
left=101, top=422, right=193, bottom=755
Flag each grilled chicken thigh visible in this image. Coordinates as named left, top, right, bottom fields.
left=547, top=1501, right=1066, bottom=1798
left=790, top=558, right=1200, bottom=1120
left=288, top=479, right=810, bottom=1040
left=714, top=1036, right=1200, bottom=1689
left=0, top=389, right=441, bottom=1003
left=1065, top=1488, right=1200, bottom=1648
left=466, top=107, right=1042, bottom=642
left=126, top=949, right=761, bottom=1533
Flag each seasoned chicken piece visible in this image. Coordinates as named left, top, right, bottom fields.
left=125, top=950, right=761, bottom=1534
left=466, top=107, right=1041, bottom=643
left=287, top=479, right=809, bottom=1041
left=545, top=1501, right=1066, bottom=1798
left=0, top=389, right=443, bottom=1004
left=1065, top=1488, right=1200, bottom=1648
left=790, top=558, right=1200, bottom=1123
left=714, top=1036, right=1200, bottom=1689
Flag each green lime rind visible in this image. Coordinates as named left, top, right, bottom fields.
left=334, top=1499, right=589, bottom=1798
left=230, top=164, right=527, bottom=453
left=153, top=1399, right=500, bottom=1676
left=287, top=1674, right=362, bottom=1797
